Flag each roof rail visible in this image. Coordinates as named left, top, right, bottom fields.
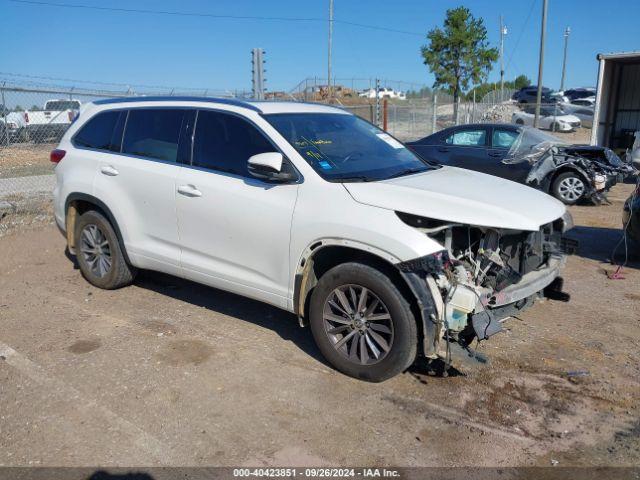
left=93, top=95, right=261, bottom=112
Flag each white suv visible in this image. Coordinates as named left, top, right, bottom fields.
left=52, top=97, right=573, bottom=382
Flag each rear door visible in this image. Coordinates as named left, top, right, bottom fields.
left=92, top=107, right=193, bottom=274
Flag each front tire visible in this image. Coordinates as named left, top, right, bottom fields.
left=309, top=263, right=417, bottom=382
left=552, top=172, right=586, bottom=205
left=74, top=210, right=136, bottom=289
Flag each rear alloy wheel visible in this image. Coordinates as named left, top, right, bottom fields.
left=74, top=210, right=136, bottom=289
left=553, top=172, right=586, bottom=205
left=309, top=263, right=417, bottom=382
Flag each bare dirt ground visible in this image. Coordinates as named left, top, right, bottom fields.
left=0, top=143, right=54, bottom=178
left=0, top=184, right=638, bottom=468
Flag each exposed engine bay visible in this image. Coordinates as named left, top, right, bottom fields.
left=396, top=212, right=576, bottom=362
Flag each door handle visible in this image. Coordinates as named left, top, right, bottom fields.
left=488, top=151, right=503, bottom=158
left=177, top=185, right=202, bottom=197
left=100, top=165, right=119, bottom=176
left=437, top=147, right=450, bottom=152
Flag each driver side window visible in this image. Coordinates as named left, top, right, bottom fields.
left=492, top=129, right=519, bottom=149
left=192, top=110, right=274, bottom=177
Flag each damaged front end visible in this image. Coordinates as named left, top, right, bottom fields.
left=395, top=212, right=576, bottom=362
left=503, top=131, right=621, bottom=204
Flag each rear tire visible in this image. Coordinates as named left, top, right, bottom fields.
left=74, top=210, right=136, bottom=289
left=309, top=262, right=417, bottom=382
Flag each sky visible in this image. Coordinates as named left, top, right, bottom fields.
left=1, top=0, right=639, bottom=94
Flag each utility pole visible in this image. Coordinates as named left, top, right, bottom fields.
left=327, top=0, right=334, bottom=100
left=560, top=26, right=571, bottom=91
left=534, top=0, right=548, bottom=128
left=251, top=48, right=266, bottom=100
left=499, top=15, right=507, bottom=100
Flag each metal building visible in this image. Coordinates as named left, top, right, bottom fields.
left=591, top=51, right=640, bottom=151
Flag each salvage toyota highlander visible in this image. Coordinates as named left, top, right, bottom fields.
left=52, top=97, right=575, bottom=382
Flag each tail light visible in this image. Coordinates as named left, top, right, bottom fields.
left=24, top=112, right=29, bottom=123
left=50, top=149, right=66, bottom=164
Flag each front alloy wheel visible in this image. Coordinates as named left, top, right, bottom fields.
left=554, top=173, right=585, bottom=204
left=309, top=262, right=417, bottom=382
left=323, top=285, right=394, bottom=365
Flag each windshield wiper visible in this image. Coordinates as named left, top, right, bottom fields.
left=333, top=175, right=376, bottom=183
left=385, top=167, right=427, bottom=179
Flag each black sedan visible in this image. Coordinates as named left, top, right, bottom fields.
left=405, top=124, right=624, bottom=205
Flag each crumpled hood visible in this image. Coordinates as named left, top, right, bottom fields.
left=343, top=166, right=566, bottom=231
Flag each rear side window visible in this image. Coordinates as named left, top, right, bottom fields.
left=445, top=129, right=486, bottom=146
left=74, top=110, right=126, bottom=152
left=192, top=110, right=274, bottom=176
left=123, top=109, right=186, bottom=162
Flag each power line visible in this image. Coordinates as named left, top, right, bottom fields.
left=0, top=71, right=221, bottom=91
left=505, top=0, right=537, bottom=73
left=8, top=0, right=423, bottom=36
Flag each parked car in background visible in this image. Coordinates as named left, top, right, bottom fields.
left=405, top=124, right=623, bottom=205
left=560, top=103, right=594, bottom=128
left=622, top=183, right=640, bottom=246
left=22, top=99, right=81, bottom=143
left=629, top=131, right=640, bottom=170
left=512, top=105, right=581, bottom=132
left=512, top=86, right=567, bottom=104
left=52, top=97, right=574, bottom=382
left=570, top=97, right=595, bottom=108
left=563, top=87, right=596, bottom=102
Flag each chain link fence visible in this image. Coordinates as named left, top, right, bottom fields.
left=0, top=79, right=593, bottom=235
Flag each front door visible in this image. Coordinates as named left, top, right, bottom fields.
left=489, top=127, right=530, bottom=182
left=176, top=109, right=299, bottom=308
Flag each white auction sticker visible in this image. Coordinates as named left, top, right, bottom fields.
left=376, top=133, right=405, bottom=149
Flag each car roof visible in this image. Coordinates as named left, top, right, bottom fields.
left=92, top=96, right=348, bottom=115
left=445, top=123, right=519, bottom=130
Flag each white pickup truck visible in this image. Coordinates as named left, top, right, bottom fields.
left=21, top=99, right=81, bottom=143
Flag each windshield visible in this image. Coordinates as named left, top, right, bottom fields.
left=264, top=113, right=437, bottom=182
left=45, top=100, right=80, bottom=111
left=503, top=127, right=566, bottom=164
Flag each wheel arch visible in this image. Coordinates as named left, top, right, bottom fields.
left=548, top=164, right=592, bottom=191
left=64, top=193, right=131, bottom=264
left=292, top=241, right=423, bottom=342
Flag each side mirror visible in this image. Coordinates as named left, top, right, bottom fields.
left=248, top=152, right=297, bottom=183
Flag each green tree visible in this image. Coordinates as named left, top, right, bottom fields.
left=421, top=7, right=498, bottom=119
left=513, top=74, right=531, bottom=90
left=13, top=105, right=24, bottom=112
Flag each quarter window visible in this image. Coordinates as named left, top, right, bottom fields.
left=74, top=110, right=125, bottom=152
left=445, top=129, right=486, bottom=146
left=192, top=110, right=274, bottom=176
left=122, top=109, right=186, bottom=162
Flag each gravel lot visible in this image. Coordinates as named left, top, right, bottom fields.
left=0, top=183, right=638, bottom=468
